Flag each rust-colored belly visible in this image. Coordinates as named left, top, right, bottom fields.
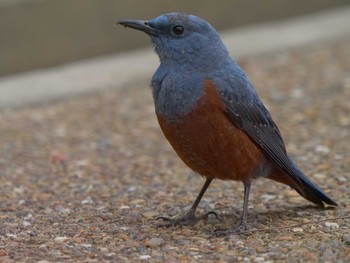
left=156, top=81, right=266, bottom=182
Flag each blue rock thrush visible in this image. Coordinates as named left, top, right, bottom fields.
left=117, top=13, right=337, bottom=235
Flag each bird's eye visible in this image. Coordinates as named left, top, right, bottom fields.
left=172, top=25, right=184, bottom=35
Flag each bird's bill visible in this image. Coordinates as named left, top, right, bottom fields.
left=117, top=19, right=159, bottom=36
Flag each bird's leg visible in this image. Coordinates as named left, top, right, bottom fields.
left=214, top=180, right=251, bottom=236
left=157, top=178, right=218, bottom=227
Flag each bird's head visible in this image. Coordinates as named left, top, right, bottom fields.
left=118, top=13, right=229, bottom=66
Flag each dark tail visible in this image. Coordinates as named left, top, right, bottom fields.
left=268, top=157, right=338, bottom=207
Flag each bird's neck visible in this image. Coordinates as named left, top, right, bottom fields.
left=156, top=40, right=230, bottom=71
left=159, top=54, right=230, bottom=74
left=151, top=65, right=205, bottom=121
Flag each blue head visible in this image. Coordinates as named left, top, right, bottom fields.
left=118, top=13, right=230, bottom=68
left=118, top=13, right=247, bottom=119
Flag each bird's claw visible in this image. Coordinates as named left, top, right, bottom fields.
left=204, top=211, right=220, bottom=220
left=213, top=222, right=247, bottom=236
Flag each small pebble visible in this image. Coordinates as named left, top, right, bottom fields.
left=18, top=200, right=26, bottom=205
left=80, top=243, right=92, bottom=248
left=313, top=173, right=326, bottom=179
left=81, top=197, right=93, bottom=205
left=261, top=193, right=277, bottom=201
left=99, top=247, right=108, bottom=252
left=57, top=207, right=71, bottom=216
left=38, top=244, right=48, bottom=250
left=13, top=187, right=24, bottom=194
left=22, top=220, right=31, bottom=227
left=315, top=145, right=330, bottom=154
left=76, top=159, right=89, bottom=166
left=127, top=186, right=137, bottom=192
left=343, top=235, right=350, bottom=245
left=24, top=213, right=33, bottom=220
left=292, top=227, right=304, bottom=232
left=44, top=207, right=53, bottom=214
left=53, top=236, right=69, bottom=243
left=324, top=222, right=339, bottom=230
left=139, top=255, right=151, bottom=260
left=145, top=237, right=164, bottom=248
left=290, top=88, right=304, bottom=99
left=236, top=240, right=244, bottom=246
left=296, top=211, right=309, bottom=216
left=129, top=199, right=145, bottom=205
left=204, top=203, right=215, bottom=211
left=338, top=176, right=347, bottom=182
left=105, top=253, right=116, bottom=259
left=142, top=211, right=158, bottom=218
left=254, top=257, right=266, bottom=262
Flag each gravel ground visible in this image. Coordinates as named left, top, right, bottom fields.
left=0, top=37, right=350, bottom=262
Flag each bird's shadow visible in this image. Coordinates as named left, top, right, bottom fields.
left=154, top=204, right=336, bottom=235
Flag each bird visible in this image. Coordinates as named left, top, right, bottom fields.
left=117, top=13, right=338, bottom=235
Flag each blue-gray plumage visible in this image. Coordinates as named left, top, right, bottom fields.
left=117, top=13, right=337, bottom=235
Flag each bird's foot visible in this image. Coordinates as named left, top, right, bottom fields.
left=213, top=222, right=247, bottom=236
left=157, top=211, right=219, bottom=228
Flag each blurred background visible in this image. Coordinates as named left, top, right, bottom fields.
left=1, top=0, right=349, bottom=77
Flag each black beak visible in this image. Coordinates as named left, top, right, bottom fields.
left=117, top=19, right=159, bottom=36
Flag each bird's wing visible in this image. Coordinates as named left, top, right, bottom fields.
left=209, top=71, right=337, bottom=207
left=215, top=77, right=301, bottom=181
left=219, top=83, right=340, bottom=207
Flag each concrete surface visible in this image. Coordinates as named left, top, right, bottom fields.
left=2, top=0, right=349, bottom=76
left=0, top=5, right=350, bottom=109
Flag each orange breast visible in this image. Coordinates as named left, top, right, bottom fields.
left=156, top=80, right=267, bottom=182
